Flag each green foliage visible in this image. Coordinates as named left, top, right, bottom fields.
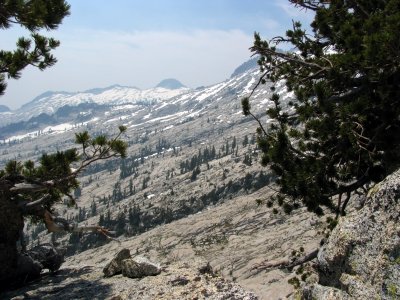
left=190, top=166, right=201, bottom=181
left=326, top=216, right=338, bottom=231
left=0, top=0, right=70, bottom=95
left=296, top=265, right=304, bottom=275
left=288, top=276, right=300, bottom=288
left=76, top=130, right=127, bottom=159
left=1, top=129, right=127, bottom=218
left=244, top=0, right=400, bottom=216
left=300, top=272, right=309, bottom=282
left=241, top=97, right=251, bottom=116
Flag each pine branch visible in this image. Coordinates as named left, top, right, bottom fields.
left=289, top=0, right=330, bottom=11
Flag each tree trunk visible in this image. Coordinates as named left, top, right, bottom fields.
left=0, top=193, right=25, bottom=285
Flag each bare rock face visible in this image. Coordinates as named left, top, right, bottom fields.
left=103, top=248, right=131, bottom=277
left=300, top=169, right=400, bottom=299
left=121, top=256, right=161, bottom=278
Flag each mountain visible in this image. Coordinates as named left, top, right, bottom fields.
left=0, top=59, right=304, bottom=299
left=230, top=57, right=258, bottom=78
left=0, top=59, right=296, bottom=141
left=155, top=78, right=186, bottom=89
left=83, top=84, right=139, bottom=95
left=0, top=84, right=190, bottom=127
left=0, top=104, right=10, bottom=113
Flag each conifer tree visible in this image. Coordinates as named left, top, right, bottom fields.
left=243, top=0, right=400, bottom=216
left=0, top=0, right=70, bottom=96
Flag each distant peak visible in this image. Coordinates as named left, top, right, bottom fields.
left=23, top=90, right=71, bottom=107
left=0, top=104, right=10, bottom=112
left=155, top=79, right=186, bottom=89
left=230, top=57, right=259, bottom=78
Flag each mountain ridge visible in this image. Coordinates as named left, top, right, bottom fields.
left=0, top=58, right=278, bottom=140
left=0, top=104, right=10, bottom=113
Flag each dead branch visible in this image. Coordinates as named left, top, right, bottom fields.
left=252, top=249, right=318, bottom=272
left=43, top=210, right=120, bottom=242
left=253, top=46, right=328, bottom=72
left=10, top=182, right=49, bottom=193
left=22, top=194, right=52, bottom=209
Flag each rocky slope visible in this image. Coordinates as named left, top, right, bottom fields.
left=2, top=185, right=324, bottom=299
left=3, top=258, right=258, bottom=300
left=297, top=169, right=400, bottom=299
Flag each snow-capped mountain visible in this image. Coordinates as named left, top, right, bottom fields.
left=0, top=60, right=294, bottom=142
left=11, top=83, right=190, bottom=121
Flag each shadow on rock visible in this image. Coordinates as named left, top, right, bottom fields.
left=1, top=266, right=113, bottom=300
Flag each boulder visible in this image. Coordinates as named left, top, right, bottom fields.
left=29, top=243, right=64, bottom=272
left=103, top=248, right=131, bottom=277
left=121, top=256, right=161, bottom=278
left=299, top=169, right=400, bottom=299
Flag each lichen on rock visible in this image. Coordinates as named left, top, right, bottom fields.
left=299, top=169, right=400, bottom=299
left=103, top=248, right=131, bottom=277
left=121, top=256, right=161, bottom=278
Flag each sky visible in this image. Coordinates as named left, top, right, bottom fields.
left=1, top=0, right=313, bottom=109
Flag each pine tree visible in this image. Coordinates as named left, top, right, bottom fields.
left=242, top=135, right=249, bottom=147
left=243, top=0, right=400, bottom=217
left=129, top=178, right=134, bottom=195
left=115, top=212, right=126, bottom=236
left=90, top=200, right=97, bottom=217
left=231, top=136, right=237, bottom=153
left=0, top=0, right=70, bottom=96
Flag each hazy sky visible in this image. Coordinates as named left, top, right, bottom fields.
left=1, top=0, right=313, bottom=109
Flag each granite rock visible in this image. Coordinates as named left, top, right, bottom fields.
left=121, top=256, right=161, bottom=278
left=299, top=168, right=400, bottom=299
left=103, top=248, right=131, bottom=277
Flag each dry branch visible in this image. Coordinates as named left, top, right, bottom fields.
left=43, top=210, right=120, bottom=242
left=252, top=249, right=318, bottom=272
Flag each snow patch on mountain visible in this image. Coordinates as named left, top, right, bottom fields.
left=0, top=59, right=296, bottom=143
left=10, top=85, right=191, bottom=123
left=1, top=117, right=99, bottom=143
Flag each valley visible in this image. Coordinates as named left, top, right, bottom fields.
left=0, top=59, right=324, bottom=299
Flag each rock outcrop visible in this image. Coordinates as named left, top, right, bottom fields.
left=103, top=248, right=161, bottom=279
left=299, top=169, right=400, bottom=299
left=103, top=248, right=131, bottom=277
left=121, top=256, right=161, bottom=278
